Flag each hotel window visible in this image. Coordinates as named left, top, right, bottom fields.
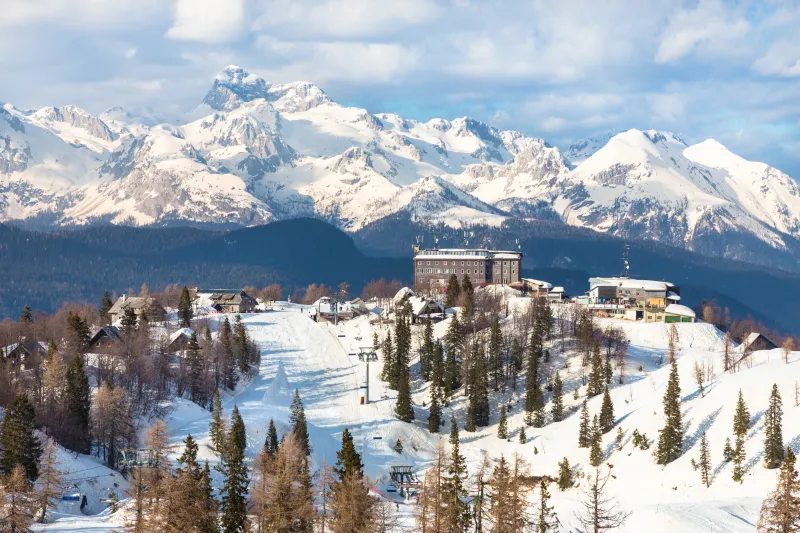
left=480, top=270, right=484, bottom=274
left=461, top=261, right=464, bottom=266
left=461, top=269, right=464, bottom=274
left=427, top=261, right=430, bottom=266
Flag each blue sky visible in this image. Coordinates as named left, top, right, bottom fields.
left=2, top=0, right=799, bottom=176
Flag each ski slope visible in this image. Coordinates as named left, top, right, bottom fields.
left=37, top=307, right=800, bottom=532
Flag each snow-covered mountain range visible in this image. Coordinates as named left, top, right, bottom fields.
left=3, top=65, right=800, bottom=269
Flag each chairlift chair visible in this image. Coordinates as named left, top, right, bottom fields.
left=61, top=485, right=82, bottom=502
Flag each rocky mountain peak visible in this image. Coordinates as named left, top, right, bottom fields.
left=203, top=65, right=271, bottom=111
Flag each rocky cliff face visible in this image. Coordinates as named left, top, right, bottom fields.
left=2, top=66, right=800, bottom=272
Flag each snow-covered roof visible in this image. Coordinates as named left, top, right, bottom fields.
left=522, top=278, right=553, bottom=289
left=590, top=277, right=674, bottom=292
left=667, top=291, right=680, bottom=301
left=169, top=328, right=195, bottom=344
left=665, top=304, right=695, bottom=318
left=413, top=248, right=522, bottom=261
left=393, top=287, right=415, bottom=305
left=409, top=296, right=443, bottom=316
left=551, top=286, right=565, bottom=293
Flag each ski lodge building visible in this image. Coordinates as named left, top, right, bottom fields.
left=412, top=246, right=523, bottom=289
left=579, top=277, right=695, bottom=323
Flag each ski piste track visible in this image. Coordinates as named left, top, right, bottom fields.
left=34, top=308, right=800, bottom=532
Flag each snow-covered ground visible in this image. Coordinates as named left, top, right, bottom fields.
left=37, top=305, right=800, bottom=532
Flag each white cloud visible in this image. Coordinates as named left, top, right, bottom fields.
left=254, top=37, right=420, bottom=84
left=167, top=0, right=246, bottom=43
left=0, top=0, right=165, bottom=28
left=125, top=48, right=138, bottom=59
left=753, top=44, right=800, bottom=77
left=656, top=0, right=750, bottom=63
left=252, top=0, right=440, bottom=38
left=648, top=93, right=686, bottom=123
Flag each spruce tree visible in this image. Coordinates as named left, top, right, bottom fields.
left=395, top=346, right=414, bottom=423
left=467, top=344, right=490, bottom=428
left=551, top=372, right=564, bottom=422
left=428, top=383, right=441, bottom=433
left=220, top=318, right=236, bottom=390
left=732, top=433, right=745, bottom=483
left=187, top=332, right=204, bottom=404
left=199, top=462, right=219, bottom=533
left=519, top=426, right=527, bottom=444
left=526, top=321, right=543, bottom=420
left=488, top=314, right=503, bottom=391
left=578, top=399, right=590, bottom=448
left=219, top=414, right=249, bottom=533
left=498, top=405, right=508, bottom=439
left=421, top=315, right=434, bottom=381
left=723, top=437, right=735, bottom=462
left=444, top=313, right=463, bottom=395
left=100, top=290, right=113, bottom=323
left=335, top=428, right=363, bottom=480
left=733, top=389, right=750, bottom=438
left=209, top=390, right=227, bottom=453
left=0, top=393, right=42, bottom=480
left=290, top=389, right=312, bottom=456
left=460, top=275, right=474, bottom=318
left=177, top=433, right=201, bottom=480
left=19, top=305, right=33, bottom=323
left=229, top=405, right=247, bottom=455
left=763, top=384, right=784, bottom=469
left=444, top=417, right=470, bottom=533
left=599, top=385, right=615, bottom=433
left=432, top=341, right=444, bottom=391
left=616, top=426, right=624, bottom=450
left=265, top=418, right=279, bottom=456
left=757, top=447, right=800, bottom=532
left=557, top=457, right=573, bottom=490
left=699, top=432, right=711, bottom=488
left=535, top=480, right=557, bottom=533
left=589, top=415, right=603, bottom=467
left=380, top=331, right=395, bottom=385
left=178, top=285, right=193, bottom=327
left=65, top=354, right=91, bottom=454
left=656, top=359, right=683, bottom=465
left=588, top=340, right=604, bottom=397
left=445, top=274, right=461, bottom=309
left=394, top=439, right=403, bottom=454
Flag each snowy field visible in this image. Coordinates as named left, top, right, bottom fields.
left=36, top=305, right=800, bottom=532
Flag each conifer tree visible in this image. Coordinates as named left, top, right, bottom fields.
left=421, top=315, right=434, bottom=381
left=757, top=447, right=800, bottom=532
left=229, top=405, right=247, bottom=455
left=219, top=318, right=236, bottom=390
left=467, top=344, right=489, bottom=428
left=599, top=385, right=615, bottom=433
left=519, top=426, right=527, bottom=444
left=178, top=285, right=193, bottom=327
left=498, top=405, right=508, bottom=439
left=177, top=433, right=201, bottom=479
left=723, top=437, right=735, bottom=463
left=290, top=389, right=312, bottom=456
left=219, top=413, right=249, bottom=533
left=380, top=331, right=395, bottom=385
left=557, top=457, right=573, bottom=490
left=396, top=358, right=414, bottom=423
left=100, top=290, right=113, bottom=323
left=616, top=426, right=624, bottom=451
left=232, top=315, right=250, bottom=375
left=265, top=418, right=279, bottom=457
left=535, top=480, right=558, bottom=533
left=732, top=433, right=745, bottom=483
left=656, top=359, right=683, bottom=465
left=65, top=353, right=91, bottom=454
left=526, top=320, right=543, bottom=421
left=588, top=340, right=605, bottom=397
left=733, top=389, right=750, bottom=438
left=1, top=393, right=42, bottom=480
left=394, top=439, right=403, bottom=454
left=443, top=416, right=470, bottom=532
left=578, top=399, right=590, bottom=448
left=209, top=390, right=227, bottom=453
left=428, top=382, right=441, bottom=433
left=335, top=428, right=363, bottom=480
left=432, top=341, right=444, bottom=391
left=488, top=314, right=503, bottom=391
left=121, top=307, right=138, bottom=330
left=551, top=372, right=564, bottom=422
left=444, top=314, right=463, bottom=395
left=460, top=275, right=475, bottom=318
left=199, top=462, right=219, bottom=533
left=445, top=274, right=461, bottom=309
left=589, top=415, right=603, bottom=467
left=698, top=432, right=711, bottom=488
left=764, top=384, right=784, bottom=469
left=187, top=332, right=204, bottom=404
left=19, top=305, right=33, bottom=323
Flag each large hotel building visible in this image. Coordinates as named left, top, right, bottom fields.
left=413, top=247, right=523, bottom=288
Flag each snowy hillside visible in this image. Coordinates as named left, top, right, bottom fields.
left=37, top=307, right=800, bottom=533
left=3, top=66, right=800, bottom=266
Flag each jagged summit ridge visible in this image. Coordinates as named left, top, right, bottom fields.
left=2, top=67, right=800, bottom=271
